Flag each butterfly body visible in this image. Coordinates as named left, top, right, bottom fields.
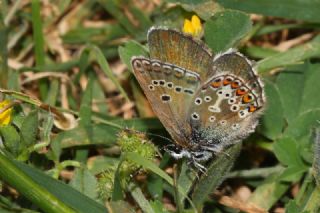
left=131, top=27, right=265, bottom=170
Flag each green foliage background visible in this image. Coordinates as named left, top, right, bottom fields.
left=0, top=0, right=320, bottom=212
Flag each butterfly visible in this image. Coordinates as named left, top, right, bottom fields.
left=131, top=27, right=265, bottom=171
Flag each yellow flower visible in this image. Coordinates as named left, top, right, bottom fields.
left=183, top=15, right=203, bottom=38
left=0, top=100, right=13, bottom=125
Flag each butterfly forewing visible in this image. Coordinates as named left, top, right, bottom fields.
left=131, top=56, right=201, bottom=147
left=148, top=28, right=213, bottom=81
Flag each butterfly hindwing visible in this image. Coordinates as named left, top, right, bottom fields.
left=187, top=52, right=265, bottom=150
left=131, top=56, right=201, bottom=148
left=148, top=28, right=213, bottom=81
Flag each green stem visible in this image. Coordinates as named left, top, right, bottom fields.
left=0, top=153, right=77, bottom=213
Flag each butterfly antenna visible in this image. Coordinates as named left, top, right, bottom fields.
left=123, top=127, right=173, bottom=143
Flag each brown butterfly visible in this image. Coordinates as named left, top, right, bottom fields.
left=131, top=27, right=265, bottom=171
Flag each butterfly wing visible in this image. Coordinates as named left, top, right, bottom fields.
left=147, top=27, right=214, bottom=81
left=187, top=51, right=265, bottom=152
left=131, top=56, right=201, bottom=147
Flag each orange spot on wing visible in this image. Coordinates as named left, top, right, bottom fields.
left=236, top=88, right=247, bottom=96
left=242, top=94, right=253, bottom=103
left=223, top=78, right=232, bottom=86
left=231, top=81, right=240, bottom=89
left=211, top=82, right=221, bottom=88
left=248, top=105, right=257, bottom=112
left=211, top=79, right=222, bottom=88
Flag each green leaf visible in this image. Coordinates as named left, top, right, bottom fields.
left=69, top=167, right=98, bottom=200
left=259, top=80, right=285, bottom=140
left=0, top=154, right=77, bottom=213
left=0, top=125, right=22, bottom=157
left=79, top=74, right=93, bottom=127
left=285, top=200, right=301, bottom=213
left=98, top=0, right=151, bottom=39
left=257, top=36, right=320, bottom=73
left=285, top=110, right=320, bottom=140
left=278, top=166, right=307, bottom=182
left=85, top=45, right=130, bottom=102
left=118, top=40, right=148, bottom=69
left=299, top=63, right=320, bottom=114
left=217, top=0, right=320, bottom=23
left=276, top=65, right=305, bottom=124
left=248, top=174, right=290, bottom=210
left=191, top=143, right=241, bottom=210
left=13, top=160, right=107, bottom=213
left=273, top=137, right=305, bottom=167
left=313, top=128, right=320, bottom=187
left=166, top=0, right=221, bottom=20
left=129, top=183, right=155, bottom=213
left=20, top=110, right=38, bottom=147
left=204, top=10, right=252, bottom=53
left=51, top=124, right=118, bottom=149
left=124, top=152, right=196, bottom=211
left=150, top=200, right=171, bottom=213
left=147, top=174, right=164, bottom=200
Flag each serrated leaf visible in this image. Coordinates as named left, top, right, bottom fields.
left=20, top=110, right=38, bottom=147
left=204, top=10, right=252, bottom=52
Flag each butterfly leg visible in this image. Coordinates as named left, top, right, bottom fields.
left=188, top=158, right=207, bottom=174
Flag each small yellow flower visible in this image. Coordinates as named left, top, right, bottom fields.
left=0, top=100, right=13, bottom=125
left=183, top=15, right=203, bottom=38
